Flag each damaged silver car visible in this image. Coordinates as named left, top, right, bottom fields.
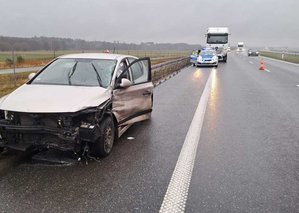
left=0, top=53, right=153, bottom=158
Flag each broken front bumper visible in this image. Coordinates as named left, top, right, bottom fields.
left=0, top=119, right=99, bottom=152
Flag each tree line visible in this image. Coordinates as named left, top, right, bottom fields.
left=0, top=36, right=200, bottom=51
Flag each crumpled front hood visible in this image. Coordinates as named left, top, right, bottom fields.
left=0, top=84, right=110, bottom=113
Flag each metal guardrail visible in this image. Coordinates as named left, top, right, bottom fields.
left=152, top=57, right=190, bottom=83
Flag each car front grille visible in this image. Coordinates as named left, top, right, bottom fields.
left=16, top=113, right=60, bottom=128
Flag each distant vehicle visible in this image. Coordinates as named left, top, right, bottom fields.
left=195, top=48, right=218, bottom=67
left=248, top=49, right=259, bottom=56
left=237, top=42, right=244, bottom=52
left=190, top=49, right=200, bottom=66
left=206, top=27, right=229, bottom=62
left=0, top=53, right=153, bottom=159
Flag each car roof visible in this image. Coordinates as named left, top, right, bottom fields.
left=59, top=53, right=136, bottom=61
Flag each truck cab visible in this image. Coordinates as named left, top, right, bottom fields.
left=206, top=27, right=229, bottom=62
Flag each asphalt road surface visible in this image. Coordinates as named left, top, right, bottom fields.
left=0, top=52, right=298, bottom=212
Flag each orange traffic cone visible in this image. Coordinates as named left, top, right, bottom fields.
left=259, top=59, right=264, bottom=71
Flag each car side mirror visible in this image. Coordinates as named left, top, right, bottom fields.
left=119, top=78, right=132, bottom=88
left=28, top=73, right=36, bottom=80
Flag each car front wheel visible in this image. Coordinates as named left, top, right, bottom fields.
left=91, top=116, right=115, bottom=158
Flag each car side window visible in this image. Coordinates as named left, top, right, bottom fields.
left=128, top=58, right=148, bottom=84
left=116, top=60, right=130, bottom=80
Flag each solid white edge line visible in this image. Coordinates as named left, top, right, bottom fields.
left=264, top=68, right=271, bottom=72
left=159, top=70, right=214, bottom=213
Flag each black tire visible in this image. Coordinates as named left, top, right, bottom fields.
left=223, top=56, right=227, bottom=63
left=91, top=116, right=115, bottom=158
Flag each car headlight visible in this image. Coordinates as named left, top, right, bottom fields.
left=197, top=56, right=203, bottom=62
left=249, top=52, right=252, bottom=54
left=212, top=56, right=218, bottom=61
left=256, top=52, right=259, bottom=54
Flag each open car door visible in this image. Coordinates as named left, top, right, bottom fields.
left=112, top=57, right=153, bottom=127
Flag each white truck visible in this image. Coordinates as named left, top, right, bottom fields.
left=237, top=42, right=244, bottom=52
left=206, top=27, right=229, bottom=62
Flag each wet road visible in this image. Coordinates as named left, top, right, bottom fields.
left=0, top=52, right=298, bottom=212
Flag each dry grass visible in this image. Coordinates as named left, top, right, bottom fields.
left=0, top=59, right=48, bottom=69
left=0, top=72, right=29, bottom=97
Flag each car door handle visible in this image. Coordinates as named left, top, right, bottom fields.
left=143, top=91, right=152, bottom=96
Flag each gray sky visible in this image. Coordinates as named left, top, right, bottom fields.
left=0, top=0, right=298, bottom=47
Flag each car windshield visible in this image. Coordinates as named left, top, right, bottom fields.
left=207, top=34, right=228, bottom=44
left=30, top=58, right=117, bottom=88
left=201, top=50, right=215, bottom=55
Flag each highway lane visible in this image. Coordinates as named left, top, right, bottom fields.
left=186, top=52, right=299, bottom=212
left=0, top=52, right=298, bottom=212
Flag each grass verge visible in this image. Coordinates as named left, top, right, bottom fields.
left=0, top=72, right=29, bottom=97
left=260, top=51, right=299, bottom=64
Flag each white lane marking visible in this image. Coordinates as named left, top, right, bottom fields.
left=262, top=56, right=299, bottom=67
left=296, top=85, right=299, bottom=87
left=159, top=70, right=214, bottom=213
left=249, top=61, right=253, bottom=64
left=265, top=68, right=271, bottom=72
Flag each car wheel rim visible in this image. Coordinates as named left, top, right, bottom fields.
left=104, top=126, right=113, bottom=153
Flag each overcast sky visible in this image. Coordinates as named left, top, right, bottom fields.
left=0, top=0, right=298, bottom=47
